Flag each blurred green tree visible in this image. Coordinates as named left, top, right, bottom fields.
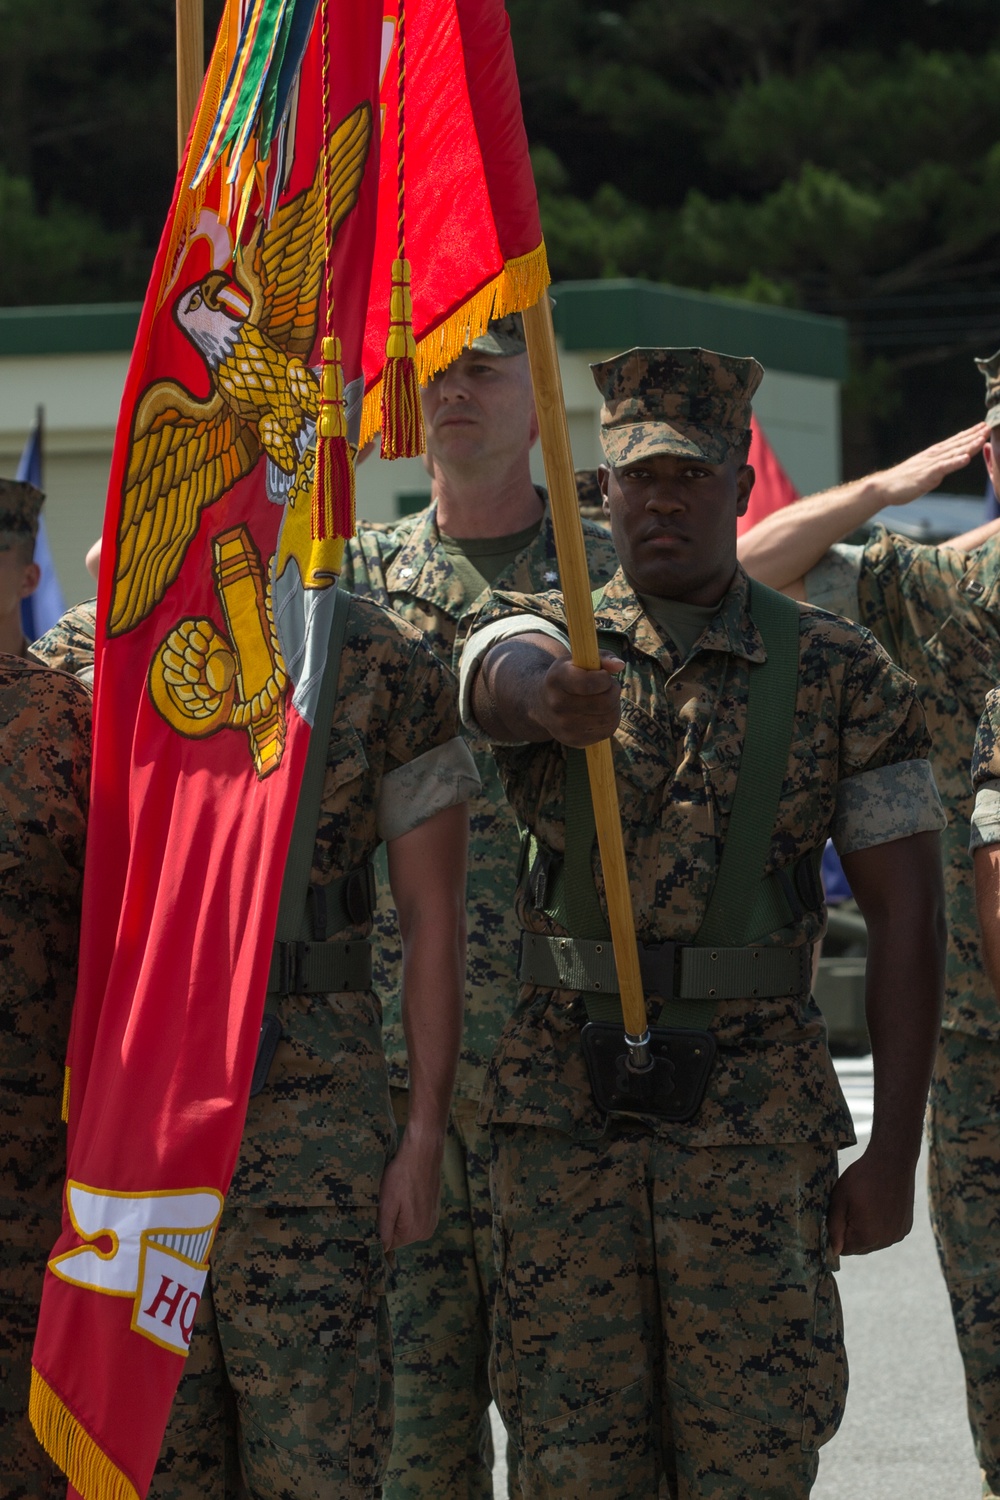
left=0, top=0, right=222, bottom=302
left=515, top=0, right=1000, bottom=472
left=2, top=0, right=999, bottom=470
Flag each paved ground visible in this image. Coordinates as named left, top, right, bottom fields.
left=814, top=1058, right=979, bottom=1499
left=490, top=1055, right=983, bottom=1497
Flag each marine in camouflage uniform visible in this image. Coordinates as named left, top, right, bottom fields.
left=340, top=313, right=617, bottom=1498
left=149, top=595, right=478, bottom=1500
left=963, top=690, right=1000, bottom=1498
left=460, top=346, right=948, bottom=1498
left=0, top=477, right=45, bottom=661
left=0, top=654, right=91, bottom=1500
left=31, top=598, right=98, bottom=686
left=575, top=468, right=608, bottom=526
left=758, top=355, right=1000, bottom=1497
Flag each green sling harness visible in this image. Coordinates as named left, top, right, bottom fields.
left=250, top=587, right=376, bottom=1097
left=517, top=579, right=821, bottom=1119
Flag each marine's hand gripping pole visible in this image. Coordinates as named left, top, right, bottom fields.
left=521, top=295, right=650, bottom=1072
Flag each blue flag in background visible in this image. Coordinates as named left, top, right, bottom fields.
left=17, top=407, right=65, bottom=640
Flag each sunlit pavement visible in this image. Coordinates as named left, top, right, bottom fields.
left=491, top=1053, right=981, bottom=1498
left=814, top=1054, right=979, bottom=1500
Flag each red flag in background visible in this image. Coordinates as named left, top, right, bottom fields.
left=737, top=416, right=799, bottom=535
left=30, top=3, right=546, bottom=1497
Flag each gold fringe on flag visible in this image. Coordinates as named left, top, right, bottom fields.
left=61, top=1065, right=70, bottom=1124
left=30, top=1368, right=140, bottom=1500
left=360, top=239, right=550, bottom=450
left=379, top=0, right=425, bottom=459
left=309, top=0, right=355, bottom=538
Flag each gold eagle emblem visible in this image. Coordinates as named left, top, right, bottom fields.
left=108, top=102, right=373, bottom=637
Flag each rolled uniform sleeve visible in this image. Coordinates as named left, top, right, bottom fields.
left=831, top=627, right=946, bottom=854
left=377, top=737, right=479, bottom=841
left=808, top=524, right=977, bottom=667
left=970, top=688, right=1000, bottom=851
left=806, top=527, right=973, bottom=649
left=833, top=760, right=945, bottom=855
left=381, top=639, right=480, bottom=841
left=29, top=599, right=99, bottom=687
left=805, top=542, right=864, bottom=620
left=459, top=613, right=571, bottom=731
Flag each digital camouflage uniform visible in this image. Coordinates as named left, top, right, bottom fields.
left=340, top=500, right=617, bottom=1497
left=456, top=345, right=948, bottom=1499
left=0, top=656, right=90, bottom=1500
left=574, top=469, right=607, bottom=525
left=148, top=595, right=477, bottom=1500
left=0, top=475, right=45, bottom=661
left=30, top=598, right=98, bottom=686
left=461, top=564, right=945, bottom=1499
left=805, top=413, right=1000, bottom=1487
left=961, top=687, right=1000, bottom=1496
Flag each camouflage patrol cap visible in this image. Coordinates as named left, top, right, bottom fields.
left=975, top=348, right=1000, bottom=429
left=0, top=478, right=44, bottom=539
left=468, top=313, right=526, bottom=357
left=575, top=468, right=603, bottom=511
left=591, top=346, right=764, bottom=466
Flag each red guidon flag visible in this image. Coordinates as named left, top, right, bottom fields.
left=737, top=416, right=800, bottom=535
left=29, top=2, right=546, bottom=1496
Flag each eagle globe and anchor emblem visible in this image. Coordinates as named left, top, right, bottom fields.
left=107, top=103, right=373, bottom=777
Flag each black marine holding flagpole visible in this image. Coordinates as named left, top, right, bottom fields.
left=522, top=295, right=653, bottom=1077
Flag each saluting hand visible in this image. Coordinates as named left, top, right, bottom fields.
left=878, top=422, right=990, bottom=507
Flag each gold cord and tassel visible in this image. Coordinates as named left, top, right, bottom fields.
left=310, top=0, right=355, bottom=540
left=360, top=241, right=550, bottom=451
left=381, top=259, right=423, bottom=457
left=380, top=0, right=425, bottom=459
left=313, top=334, right=355, bottom=539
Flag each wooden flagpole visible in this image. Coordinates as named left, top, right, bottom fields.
left=176, top=0, right=204, bottom=166
left=521, top=295, right=650, bottom=1065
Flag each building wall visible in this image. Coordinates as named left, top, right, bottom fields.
left=0, top=351, right=129, bottom=606
left=752, top=368, right=841, bottom=496
left=0, top=289, right=845, bottom=603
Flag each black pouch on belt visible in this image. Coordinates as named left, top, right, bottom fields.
left=518, top=930, right=719, bottom=1120
left=573, top=936, right=811, bottom=1119
left=581, top=1023, right=716, bottom=1120
left=569, top=938, right=809, bottom=1119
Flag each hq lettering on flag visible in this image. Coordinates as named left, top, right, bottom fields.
left=28, top=2, right=546, bottom=1497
